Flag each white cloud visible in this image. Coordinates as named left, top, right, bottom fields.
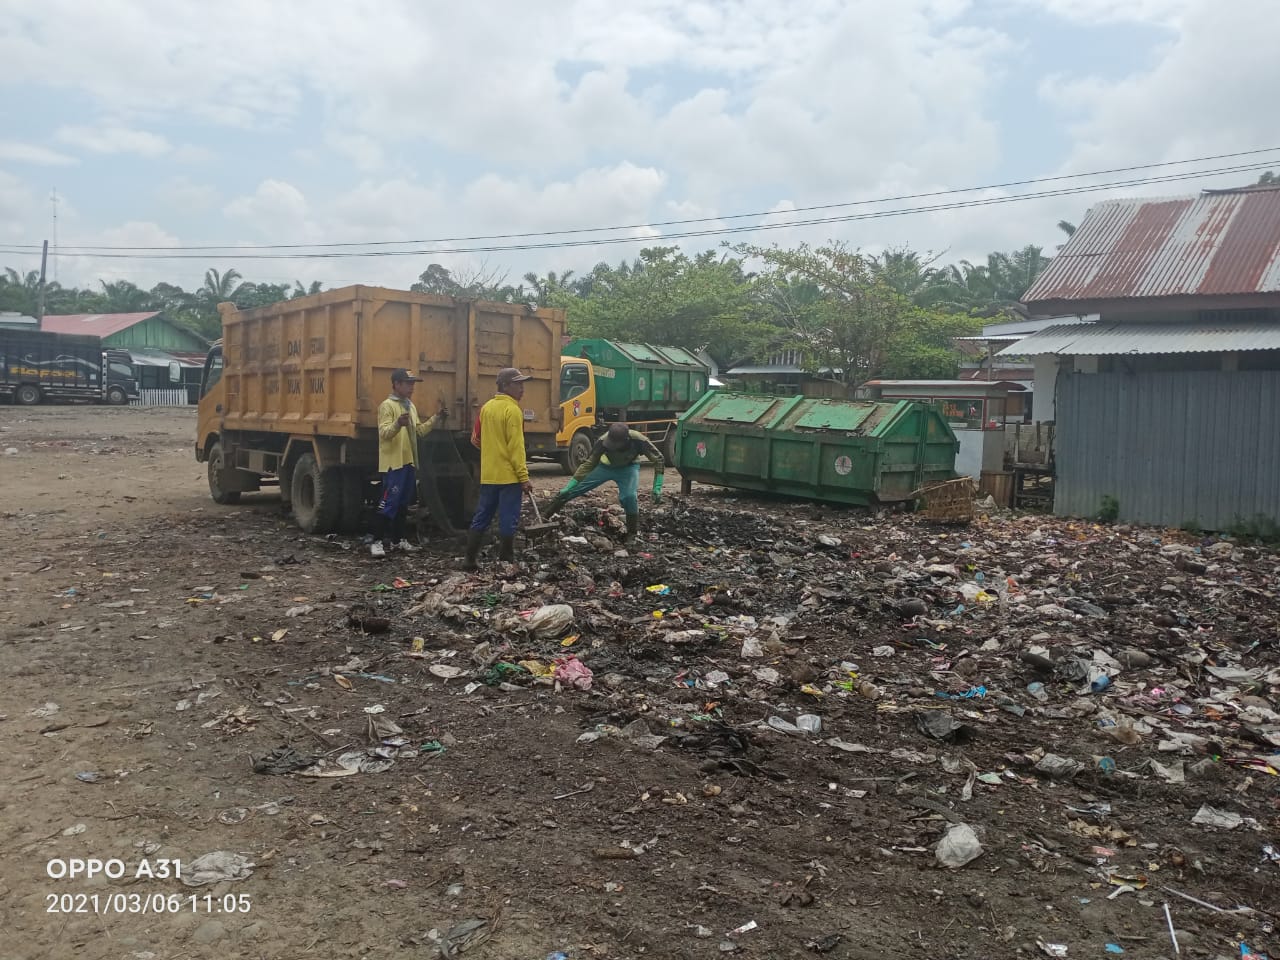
left=0, top=141, right=78, bottom=166
left=155, top=178, right=218, bottom=214
left=56, top=124, right=171, bottom=157
left=224, top=179, right=311, bottom=234
left=1047, top=0, right=1278, bottom=172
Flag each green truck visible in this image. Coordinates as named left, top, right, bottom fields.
left=556, top=338, right=712, bottom=473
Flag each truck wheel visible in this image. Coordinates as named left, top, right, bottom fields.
left=207, top=442, right=241, bottom=505
left=566, top=431, right=593, bottom=474
left=337, top=467, right=366, bottom=534
left=105, top=385, right=128, bottom=405
left=663, top=428, right=679, bottom=468
left=291, top=452, right=342, bottom=534
left=15, top=384, right=41, bottom=406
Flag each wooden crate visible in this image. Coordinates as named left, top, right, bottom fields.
left=912, top=476, right=977, bottom=523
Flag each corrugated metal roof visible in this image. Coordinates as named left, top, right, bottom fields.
left=998, top=320, right=1280, bottom=356
left=41, top=312, right=161, bottom=338
left=1023, top=187, right=1280, bottom=307
left=864, top=379, right=1027, bottom=392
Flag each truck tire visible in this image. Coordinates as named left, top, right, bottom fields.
left=337, top=467, right=366, bottom=534
left=105, top=385, right=129, bottom=405
left=207, top=441, right=241, bottom=505
left=566, top=431, right=594, bottom=474
left=15, top=384, right=41, bottom=406
left=291, top=452, right=342, bottom=534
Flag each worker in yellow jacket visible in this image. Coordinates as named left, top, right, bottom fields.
left=462, top=367, right=532, bottom=569
left=371, top=368, right=445, bottom=558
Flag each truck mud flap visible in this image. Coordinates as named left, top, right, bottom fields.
left=418, top=435, right=479, bottom=536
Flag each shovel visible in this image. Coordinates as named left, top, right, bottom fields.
left=523, top=490, right=558, bottom=539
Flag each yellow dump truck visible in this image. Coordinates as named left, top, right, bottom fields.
left=195, top=286, right=565, bottom=534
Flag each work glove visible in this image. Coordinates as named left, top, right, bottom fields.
left=651, top=473, right=664, bottom=504
left=559, top=478, right=580, bottom=497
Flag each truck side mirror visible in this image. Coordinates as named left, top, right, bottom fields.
left=168, top=361, right=181, bottom=384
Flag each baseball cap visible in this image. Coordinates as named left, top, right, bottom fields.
left=496, top=367, right=532, bottom=387
left=391, top=368, right=422, bottom=383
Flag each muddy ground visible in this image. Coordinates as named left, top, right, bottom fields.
left=1, top=405, right=1277, bottom=960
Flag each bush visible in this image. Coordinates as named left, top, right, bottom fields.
left=1097, top=495, right=1119, bottom=524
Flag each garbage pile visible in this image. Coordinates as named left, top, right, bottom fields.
left=244, top=496, right=1280, bottom=956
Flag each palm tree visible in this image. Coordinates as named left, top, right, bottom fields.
left=522, top=269, right=576, bottom=306
left=98, top=280, right=156, bottom=312
left=200, top=268, right=243, bottom=305
left=292, top=280, right=323, bottom=298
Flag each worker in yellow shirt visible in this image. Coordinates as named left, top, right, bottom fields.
left=462, top=367, right=532, bottom=569
left=371, top=368, right=445, bottom=558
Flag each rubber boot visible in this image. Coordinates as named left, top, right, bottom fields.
left=461, top=530, right=483, bottom=571
left=623, top=513, right=639, bottom=544
left=498, top=535, right=516, bottom=562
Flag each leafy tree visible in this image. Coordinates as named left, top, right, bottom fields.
left=292, top=280, right=323, bottom=298
left=1258, top=171, right=1278, bottom=185
left=568, top=247, right=770, bottom=368
left=522, top=269, right=577, bottom=306
left=738, top=241, right=924, bottom=392
left=200, top=268, right=243, bottom=305
left=96, top=280, right=155, bottom=312
left=410, top=261, right=523, bottom=302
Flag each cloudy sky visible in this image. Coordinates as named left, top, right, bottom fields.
left=1, top=0, right=1277, bottom=293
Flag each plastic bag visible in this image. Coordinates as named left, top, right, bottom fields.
left=526, top=604, right=574, bottom=638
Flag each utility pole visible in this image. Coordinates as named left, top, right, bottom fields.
left=51, top=188, right=59, bottom=282
left=37, top=240, right=48, bottom=328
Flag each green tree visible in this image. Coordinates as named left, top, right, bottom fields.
left=568, top=247, right=769, bottom=368
left=292, top=280, right=323, bottom=298
left=737, top=241, right=924, bottom=393
left=200, top=267, right=243, bottom=305
left=1258, top=171, right=1278, bottom=185
left=96, top=280, right=155, bottom=312
left=410, top=262, right=522, bottom=302
left=522, top=269, right=577, bottom=307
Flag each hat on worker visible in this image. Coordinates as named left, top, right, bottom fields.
left=391, top=368, right=422, bottom=383
left=496, top=367, right=531, bottom=387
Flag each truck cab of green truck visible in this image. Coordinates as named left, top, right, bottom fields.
left=556, top=338, right=710, bottom=473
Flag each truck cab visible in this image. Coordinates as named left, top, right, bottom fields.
left=554, top=341, right=711, bottom=474
left=557, top=355, right=599, bottom=473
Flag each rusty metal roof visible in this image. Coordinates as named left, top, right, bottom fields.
left=997, top=320, right=1280, bottom=356
left=41, top=312, right=161, bottom=338
left=1023, top=187, right=1280, bottom=308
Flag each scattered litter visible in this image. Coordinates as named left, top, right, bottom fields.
left=554, top=656, right=593, bottom=691
left=1191, top=805, right=1243, bottom=830
left=936, top=823, right=983, bottom=868
left=180, top=851, right=255, bottom=887
left=252, top=746, right=318, bottom=775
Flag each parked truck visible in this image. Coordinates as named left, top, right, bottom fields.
left=195, top=286, right=565, bottom=535
left=0, top=328, right=139, bottom=405
left=555, top=338, right=710, bottom=473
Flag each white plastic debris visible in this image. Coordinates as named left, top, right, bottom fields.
left=936, top=823, right=984, bottom=868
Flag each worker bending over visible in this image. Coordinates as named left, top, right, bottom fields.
left=544, top=422, right=664, bottom=543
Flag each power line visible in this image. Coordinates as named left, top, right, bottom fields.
left=4, top=145, right=1279, bottom=255
left=1, top=159, right=1275, bottom=262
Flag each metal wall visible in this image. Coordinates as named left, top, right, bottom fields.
left=1055, top=370, right=1280, bottom=530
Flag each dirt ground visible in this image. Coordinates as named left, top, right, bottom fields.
left=1, top=405, right=1277, bottom=960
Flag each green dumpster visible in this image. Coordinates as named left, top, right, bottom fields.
left=674, top=392, right=958, bottom=505
left=562, top=338, right=709, bottom=415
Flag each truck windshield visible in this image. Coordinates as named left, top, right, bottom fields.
left=201, top=350, right=224, bottom=397
left=561, top=363, right=589, bottom=402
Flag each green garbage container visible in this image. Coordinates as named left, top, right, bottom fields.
left=674, top=392, right=958, bottom=506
